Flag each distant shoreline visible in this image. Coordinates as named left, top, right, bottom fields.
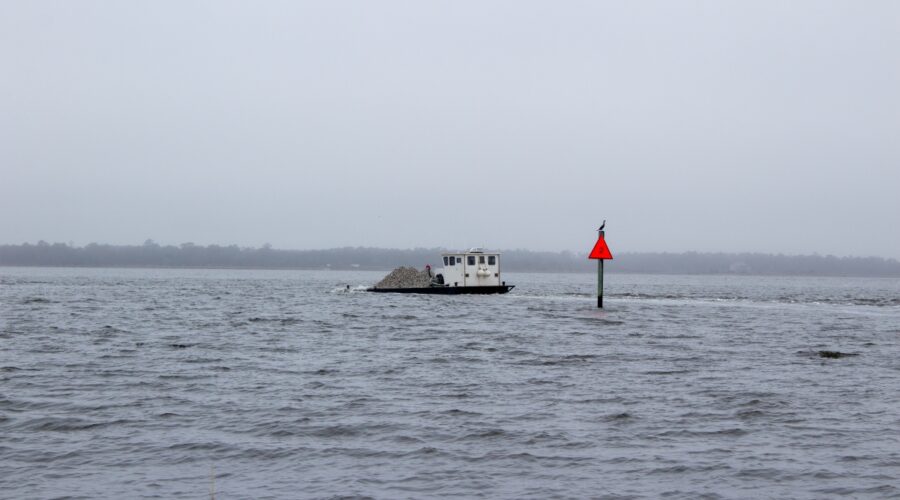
left=2, top=242, right=899, bottom=277
left=3, top=263, right=900, bottom=279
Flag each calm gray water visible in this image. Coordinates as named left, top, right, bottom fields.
left=2, top=267, right=899, bottom=499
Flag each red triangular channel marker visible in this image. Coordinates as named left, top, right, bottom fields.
left=588, top=237, right=613, bottom=260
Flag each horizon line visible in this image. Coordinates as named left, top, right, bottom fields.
left=2, top=240, right=898, bottom=262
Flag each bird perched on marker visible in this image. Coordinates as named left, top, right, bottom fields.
left=598, top=220, right=606, bottom=232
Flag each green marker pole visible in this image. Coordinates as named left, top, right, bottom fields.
left=597, top=230, right=604, bottom=308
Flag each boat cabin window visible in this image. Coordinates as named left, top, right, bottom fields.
left=488, top=255, right=496, bottom=265
left=467, top=256, right=476, bottom=266
left=443, top=256, right=448, bottom=266
left=479, top=256, right=485, bottom=264
left=449, top=256, right=455, bottom=265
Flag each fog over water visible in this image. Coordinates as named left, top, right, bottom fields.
left=2, top=1, right=899, bottom=257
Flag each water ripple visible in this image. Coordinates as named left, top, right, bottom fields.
left=1, top=267, right=898, bottom=498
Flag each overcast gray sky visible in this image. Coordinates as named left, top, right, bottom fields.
left=2, top=1, right=898, bottom=257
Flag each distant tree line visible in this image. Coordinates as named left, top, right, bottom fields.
left=2, top=241, right=899, bottom=277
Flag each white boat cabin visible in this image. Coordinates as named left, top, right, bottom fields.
left=438, top=248, right=503, bottom=287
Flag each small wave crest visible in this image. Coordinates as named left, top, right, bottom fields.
left=330, top=285, right=370, bottom=294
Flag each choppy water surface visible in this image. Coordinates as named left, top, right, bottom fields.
left=2, top=267, right=899, bottom=499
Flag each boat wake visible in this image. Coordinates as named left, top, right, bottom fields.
left=330, top=285, right=370, bottom=294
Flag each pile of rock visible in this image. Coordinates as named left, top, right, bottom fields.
left=374, top=266, right=433, bottom=289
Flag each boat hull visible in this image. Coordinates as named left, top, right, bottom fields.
left=368, top=285, right=514, bottom=295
